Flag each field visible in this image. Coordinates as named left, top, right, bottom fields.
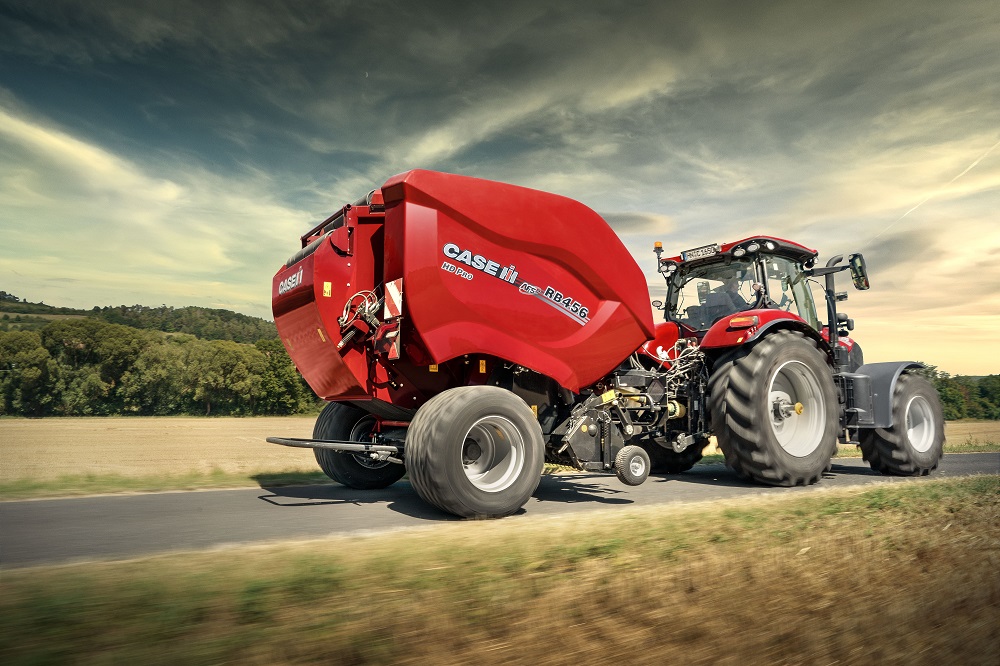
left=1, top=417, right=998, bottom=499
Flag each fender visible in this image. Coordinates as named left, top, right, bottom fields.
left=854, top=361, right=924, bottom=428
left=699, top=310, right=831, bottom=358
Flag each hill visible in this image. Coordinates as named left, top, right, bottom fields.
left=0, top=292, right=313, bottom=417
left=0, top=292, right=276, bottom=343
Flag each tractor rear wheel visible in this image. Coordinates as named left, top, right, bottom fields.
left=405, top=386, right=544, bottom=518
left=709, top=329, right=838, bottom=486
left=859, top=373, right=944, bottom=476
left=313, top=402, right=406, bottom=489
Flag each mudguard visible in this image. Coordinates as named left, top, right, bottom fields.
left=855, top=361, right=924, bottom=428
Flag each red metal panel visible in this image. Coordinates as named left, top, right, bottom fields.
left=381, top=170, right=654, bottom=392
left=272, top=252, right=369, bottom=399
left=699, top=309, right=810, bottom=350
left=639, top=322, right=683, bottom=363
left=273, top=169, right=656, bottom=401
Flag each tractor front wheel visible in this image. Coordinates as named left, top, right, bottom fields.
left=313, top=402, right=406, bottom=489
left=709, top=330, right=838, bottom=486
left=405, top=386, right=544, bottom=518
left=859, top=373, right=944, bottom=476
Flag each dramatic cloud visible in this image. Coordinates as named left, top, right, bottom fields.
left=0, top=0, right=998, bottom=373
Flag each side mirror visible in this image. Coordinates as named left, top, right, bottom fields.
left=848, top=253, right=870, bottom=290
left=651, top=300, right=664, bottom=309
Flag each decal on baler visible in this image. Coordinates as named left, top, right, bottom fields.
left=442, top=243, right=518, bottom=283
left=277, top=267, right=304, bottom=295
left=541, top=286, right=590, bottom=323
left=441, top=242, right=591, bottom=326
left=441, top=261, right=474, bottom=280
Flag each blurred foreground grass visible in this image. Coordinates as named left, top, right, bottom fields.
left=2, top=475, right=998, bottom=665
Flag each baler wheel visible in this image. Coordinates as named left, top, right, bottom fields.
left=405, top=386, right=544, bottom=518
left=709, top=329, right=838, bottom=486
left=859, top=373, right=944, bottom=476
left=615, top=445, right=651, bottom=486
left=313, top=402, right=406, bottom=489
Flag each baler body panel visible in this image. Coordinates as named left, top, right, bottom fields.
left=273, top=169, right=655, bottom=404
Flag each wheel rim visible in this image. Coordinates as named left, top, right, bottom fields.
left=349, top=416, right=392, bottom=470
left=629, top=455, right=646, bottom=478
left=905, top=395, right=935, bottom=453
left=767, top=360, right=826, bottom=457
left=461, top=415, right=525, bottom=493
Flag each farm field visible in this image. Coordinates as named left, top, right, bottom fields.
left=0, top=416, right=318, bottom=480
left=1, top=417, right=997, bottom=499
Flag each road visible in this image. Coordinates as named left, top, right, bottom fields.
left=2, top=453, right=997, bottom=568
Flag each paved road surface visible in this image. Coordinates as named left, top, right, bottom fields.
left=2, top=453, right=997, bottom=568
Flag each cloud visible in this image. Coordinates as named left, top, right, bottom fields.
left=602, top=212, right=675, bottom=236
left=0, top=104, right=312, bottom=317
left=0, top=0, right=998, bottom=373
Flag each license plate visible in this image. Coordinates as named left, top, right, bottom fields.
left=681, top=243, right=720, bottom=261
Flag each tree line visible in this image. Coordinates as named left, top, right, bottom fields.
left=2, top=293, right=997, bottom=420
left=928, top=369, right=1000, bottom=420
left=0, top=317, right=318, bottom=417
left=1, top=296, right=278, bottom=344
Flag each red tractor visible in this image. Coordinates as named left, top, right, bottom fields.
left=269, top=170, right=944, bottom=517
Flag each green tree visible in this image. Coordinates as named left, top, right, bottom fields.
left=120, top=338, right=191, bottom=414
left=0, top=330, right=59, bottom=415
left=184, top=340, right=267, bottom=415
left=254, top=338, right=312, bottom=414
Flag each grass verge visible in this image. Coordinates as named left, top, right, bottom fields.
left=2, top=475, right=998, bottom=665
left=1, top=466, right=578, bottom=500
left=0, top=469, right=332, bottom=500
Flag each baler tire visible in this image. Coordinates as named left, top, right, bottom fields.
left=709, top=329, right=838, bottom=486
left=405, top=386, right=544, bottom=518
left=313, top=402, right=405, bottom=490
left=615, top=445, right=651, bottom=486
left=859, top=373, right=944, bottom=476
left=643, top=440, right=704, bottom=474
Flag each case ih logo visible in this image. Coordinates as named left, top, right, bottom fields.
left=441, top=243, right=518, bottom=283
left=440, top=242, right=590, bottom=326
left=277, top=267, right=304, bottom=295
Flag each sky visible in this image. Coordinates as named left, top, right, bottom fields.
left=1, top=0, right=998, bottom=375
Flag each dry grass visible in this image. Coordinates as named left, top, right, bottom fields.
left=0, top=418, right=997, bottom=499
left=0, top=416, right=317, bottom=480
left=2, top=475, right=997, bottom=665
left=946, top=419, right=1000, bottom=442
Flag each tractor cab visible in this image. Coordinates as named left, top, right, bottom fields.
left=655, top=237, right=822, bottom=335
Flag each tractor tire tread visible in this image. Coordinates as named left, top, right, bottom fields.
left=859, top=374, right=944, bottom=476
left=709, top=329, right=837, bottom=487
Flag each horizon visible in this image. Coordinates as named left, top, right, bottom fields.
left=1, top=1, right=999, bottom=375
